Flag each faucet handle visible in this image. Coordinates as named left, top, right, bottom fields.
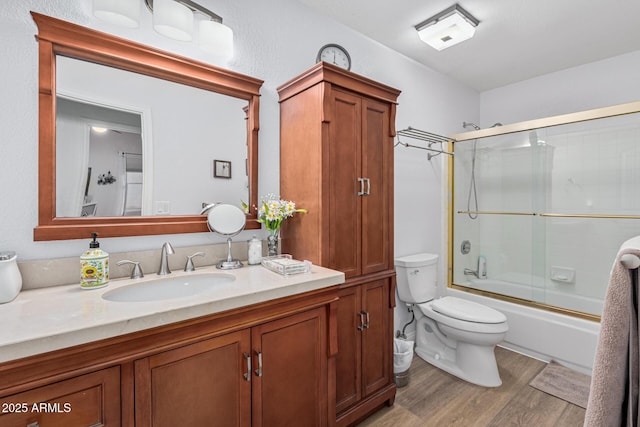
left=184, top=252, right=205, bottom=272
left=117, top=260, right=144, bottom=279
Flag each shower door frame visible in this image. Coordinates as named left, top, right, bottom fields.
left=447, top=100, right=640, bottom=322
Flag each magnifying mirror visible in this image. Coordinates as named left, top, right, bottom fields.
left=206, top=204, right=247, bottom=269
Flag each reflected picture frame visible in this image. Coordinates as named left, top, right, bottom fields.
left=214, top=160, right=232, bottom=179
left=81, top=203, right=97, bottom=217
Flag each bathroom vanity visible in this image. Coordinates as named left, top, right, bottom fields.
left=0, top=265, right=344, bottom=426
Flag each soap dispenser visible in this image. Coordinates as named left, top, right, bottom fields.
left=80, top=232, right=109, bottom=289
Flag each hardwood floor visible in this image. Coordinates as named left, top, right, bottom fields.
left=358, top=346, right=586, bottom=427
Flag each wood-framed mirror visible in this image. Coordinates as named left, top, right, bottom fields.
left=32, top=12, right=262, bottom=241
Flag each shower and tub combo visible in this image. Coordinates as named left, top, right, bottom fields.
left=445, top=102, right=640, bottom=372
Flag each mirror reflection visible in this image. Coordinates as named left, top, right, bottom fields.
left=55, top=56, right=249, bottom=218
left=57, top=97, right=143, bottom=217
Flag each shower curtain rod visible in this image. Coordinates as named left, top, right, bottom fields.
left=395, top=126, right=455, bottom=159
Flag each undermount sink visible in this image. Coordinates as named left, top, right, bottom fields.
left=102, top=273, right=235, bottom=302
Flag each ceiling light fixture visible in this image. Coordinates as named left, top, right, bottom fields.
left=92, top=0, right=234, bottom=61
left=415, top=4, right=479, bottom=51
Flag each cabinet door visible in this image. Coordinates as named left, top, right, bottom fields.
left=329, top=89, right=362, bottom=278
left=0, top=366, right=120, bottom=427
left=251, top=307, right=327, bottom=427
left=335, top=286, right=362, bottom=413
left=361, top=279, right=391, bottom=397
left=135, top=330, right=251, bottom=427
left=361, top=98, right=391, bottom=276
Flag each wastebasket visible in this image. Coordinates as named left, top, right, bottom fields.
left=393, top=338, right=414, bottom=388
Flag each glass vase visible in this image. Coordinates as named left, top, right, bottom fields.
left=267, top=229, right=279, bottom=257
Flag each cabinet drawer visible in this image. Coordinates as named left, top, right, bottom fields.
left=0, top=366, right=120, bottom=427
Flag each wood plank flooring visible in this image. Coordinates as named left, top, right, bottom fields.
left=358, top=346, right=586, bottom=427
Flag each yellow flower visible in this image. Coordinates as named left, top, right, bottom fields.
left=82, top=265, right=97, bottom=278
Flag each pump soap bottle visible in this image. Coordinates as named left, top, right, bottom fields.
left=80, top=232, right=109, bottom=289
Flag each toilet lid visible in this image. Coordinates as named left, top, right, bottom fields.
left=431, top=296, right=507, bottom=324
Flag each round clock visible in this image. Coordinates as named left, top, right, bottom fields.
left=316, top=44, right=351, bottom=70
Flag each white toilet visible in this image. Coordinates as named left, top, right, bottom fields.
left=395, top=253, right=509, bottom=387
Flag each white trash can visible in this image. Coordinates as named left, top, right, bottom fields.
left=393, top=338, right=414, bottom=387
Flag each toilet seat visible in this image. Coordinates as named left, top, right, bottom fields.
left=417, top=298, right=508, bottom=334
left=432, top=296, right=507, bottom=324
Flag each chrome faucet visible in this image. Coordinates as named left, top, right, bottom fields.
left=463, top=268, right=479, bottom=278
left=157, top=242, right=175, bottom=275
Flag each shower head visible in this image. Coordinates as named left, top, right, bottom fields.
left=463, top=121, right=480, bottom=131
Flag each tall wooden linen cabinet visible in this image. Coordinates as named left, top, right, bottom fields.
left=278, top=62, right=400, bottom=426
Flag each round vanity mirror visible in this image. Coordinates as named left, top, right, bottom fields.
left=206, top=204, right=246, bottom=269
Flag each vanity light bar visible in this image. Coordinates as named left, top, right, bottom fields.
left=144, top=0, right=223, bottom=24
left=93, top=0, right=233, bottom=60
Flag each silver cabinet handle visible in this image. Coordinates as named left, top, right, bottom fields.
left=364, top=178, right=371, bottom=195
left=357, top=178, right=365, bottom=196
left=254, top=351, right=263, bottom=377
left=357, top=312, right=366, bottom=331
left=243, top=352, right=251, bottom=382
left=363, top=311, right=370, bottom=329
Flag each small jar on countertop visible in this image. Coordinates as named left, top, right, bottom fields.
left=0, top=251, right=22, bottom=303
left=247, top=235, right=262, bottom=265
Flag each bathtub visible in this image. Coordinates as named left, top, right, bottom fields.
left=467, top=276, right=604, bottom=315
left=448, top=279, right=600, bottom=375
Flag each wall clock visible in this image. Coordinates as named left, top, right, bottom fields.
left=316, top=43, right=351, bottom=70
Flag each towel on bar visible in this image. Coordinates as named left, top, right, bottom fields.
left=584, top=248, right=640, bottom=427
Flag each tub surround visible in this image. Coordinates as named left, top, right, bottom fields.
left=0, top=263, right=344, bottom=363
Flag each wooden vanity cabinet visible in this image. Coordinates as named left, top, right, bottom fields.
left=135, top=307, right=329, bottom=427
left=0, top=367, right=120, bottom=427
left=335, top=279, right=391, bottom=414
left=134, top=330, right=251, bottom=427
left=278, top=62, right=400, bottom=425
left=0, top=287, right=338, bottom=427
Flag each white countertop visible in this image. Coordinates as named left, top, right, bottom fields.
left=0, top=264, right=344, bottom=363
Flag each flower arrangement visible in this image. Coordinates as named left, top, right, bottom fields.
left=256, top=194, right=307, bottom=234
left=244, top=194, right=306, bottom=256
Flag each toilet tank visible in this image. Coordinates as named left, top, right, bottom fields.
left=394, top=253, right=438, bottom=303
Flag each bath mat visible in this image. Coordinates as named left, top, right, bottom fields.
left=529, top=360, right=591, bottom=408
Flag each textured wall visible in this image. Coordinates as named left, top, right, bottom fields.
left=0, top=0, right=478, bottom=274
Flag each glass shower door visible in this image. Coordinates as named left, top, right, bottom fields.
left=451, top=107, right=640, bottom=318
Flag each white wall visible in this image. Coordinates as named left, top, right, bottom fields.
left=0, top=0, right=478, bottom=278
left=480, top=50, right=640, bottom=127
